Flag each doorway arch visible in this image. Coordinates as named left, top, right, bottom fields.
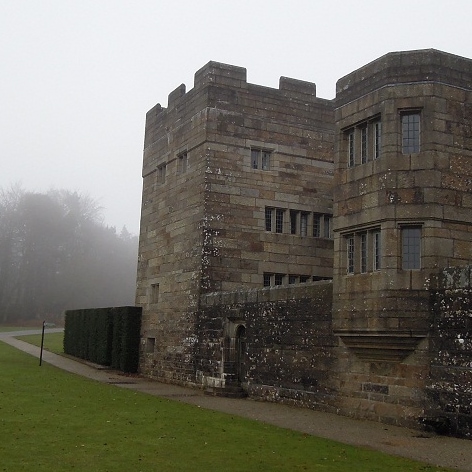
left=235, top=324, right=246, bottom=384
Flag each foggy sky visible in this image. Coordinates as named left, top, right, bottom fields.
left=2, top=0, right=471, bottom=235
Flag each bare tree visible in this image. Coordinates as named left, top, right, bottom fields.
left=0, top=186, right=138, bottom=324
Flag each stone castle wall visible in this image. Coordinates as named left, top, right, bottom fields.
left=137, top=51, right=472, bottom=436
left=426, top=266, right=472, bottom=437
left=197, top=270, right=472, bottom=435
left=198, top=282, right=337, bottom=409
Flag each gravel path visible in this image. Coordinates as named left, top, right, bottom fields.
left=2, top=329, right=471, bottom=471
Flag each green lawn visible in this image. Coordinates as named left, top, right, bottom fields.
left=16, top=331, right=64, bottom=354
left=0, top=326, right=35, bottom=332
left=0, top=342, right=453, bottom=472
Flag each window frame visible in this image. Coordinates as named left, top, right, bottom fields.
left=150, top=283, right=160, bottom=304
left=401, top=111, right=421, bottom=154
left=274, top=273, right=284, bottom=286
left=263, top=273, right=272, bottom=287
left=360, top=126, right=368, bottom=164
left=401, top=225, right=422, bottom=270
left=323, top=215, right=332, bottom=239
left=347, top=235, right=355, bottom=274
left=290, top=210, right=298, bottom=235
left=157, top=163, right=167, bottom=184
left=373, top=230, right=381, bottom=271
left=265, top=207, right=273, bottom=232
left=251, top=148, right=272, bottom=170
left=344, top=227, right=381, bottom=275
left=300, top=212, right=308, bottom=237
left=275, top=209, right=284, bottom=234
left=360, top=232, right=367, bottom=273
left=348, top=130, right=355, bottom=167
left=177, top=152, right=188, bottom=174
left=373, top=120, right=381, bottom=159
left=313, top=213, right=321, bottom=237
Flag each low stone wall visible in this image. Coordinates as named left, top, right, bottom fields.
left=427, top=267, right=472, bottom=437
left=198, top=282, right=337, bottom=408
left=196, top=269, right=472, bottom=437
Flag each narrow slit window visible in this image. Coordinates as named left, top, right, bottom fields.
left=360, top=232, right=367, bottom=273
left=374, top=121, right=381, bottom=159
left=361, top=126, right=368, bottom=164
left=373, top=230, right=381, bottom=271
left=265, top=207, right=273, bottom=232
left=290, top=210, right=298, bottom=235
left=313, top=214, right=321, bottom=237
left=151, top=283, right=160, bottom=304
left=177, top=152, right=188, bottom=173
left=157, top=164, right=167, bottom=184
left=347, top=236, right=355, bottom=274
left=348, top=130, right=355, bottom=167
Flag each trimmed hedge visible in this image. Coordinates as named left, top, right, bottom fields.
left=64, top=306, right=141, bottom=373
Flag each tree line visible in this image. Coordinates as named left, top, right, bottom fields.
left=0, top=185, right=139, bottom=324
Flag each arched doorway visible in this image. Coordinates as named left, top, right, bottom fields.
left=235, top=325, right=246, bottom=384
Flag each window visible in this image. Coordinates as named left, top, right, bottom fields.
left=151, top=283, right=159, bottom=304
left=313, top=214, right=321, bottom=237
left=251, top=148, right=271, bottom=170
left=312, top=276, right=332, bottom=282
left=345, top=116, right=382, bottom=167
left=402, top=226, right=421, bottom=269
left=348, top=130, right=355, bottom=167
left=275, top=209, right=284, bottom=233
left=344, top=228, right=381, bottom=274
left=373, top=230, right=381, bottom=271
left=274, top=273, right=284, bottom=285
left=300, top=212, right=308, bottom=237
left=373, top=121, right=381, bottom=159
left=361, top=126, right=368, bottom=164
left=262, top=151, right=270, bottom=170
left=157, top=164, right=166, bottom=184
left=402, top=112, right=420, bottom=154
left=290, top=210, right=298, bottom=235
left=265, top=273, right=323, bottom=287
left=263, top=273, right=272, bottom=287
left=265, top=207, right=273, bottom=231
left=360, top=232, right=367, bottom=273
left=323, top=215, right=332, bottom=239
left=145, top=337, right=155, bottom=354
left=313, top=213, right=332, bottom=238
left=347, top=236, right=355, bottom=274
left=177, top=152, right=188, bottom=173
left=265, top=208, right=330, bottom=238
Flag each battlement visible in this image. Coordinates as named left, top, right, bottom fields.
left=163, top=60, right=318, bottom=110
left=336, top=48, right=472, bottom=104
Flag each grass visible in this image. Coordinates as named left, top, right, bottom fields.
left=16, top=331, right=64, bottom=354
left=0, top=326, right=36, bottom=332
left=0, top=342, right=453, bottom=472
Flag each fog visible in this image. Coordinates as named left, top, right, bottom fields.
left=0, top=186, right=138, bottom=323
left=1, top=0, right=472, bottom=235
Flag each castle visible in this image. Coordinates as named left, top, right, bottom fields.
left=136, top=49, right=472, bottom=436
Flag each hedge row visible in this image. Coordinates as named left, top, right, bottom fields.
left=64, top=306, right=142, bottom=373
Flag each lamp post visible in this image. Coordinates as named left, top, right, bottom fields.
left=39, top=320, right=45, bottom=366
